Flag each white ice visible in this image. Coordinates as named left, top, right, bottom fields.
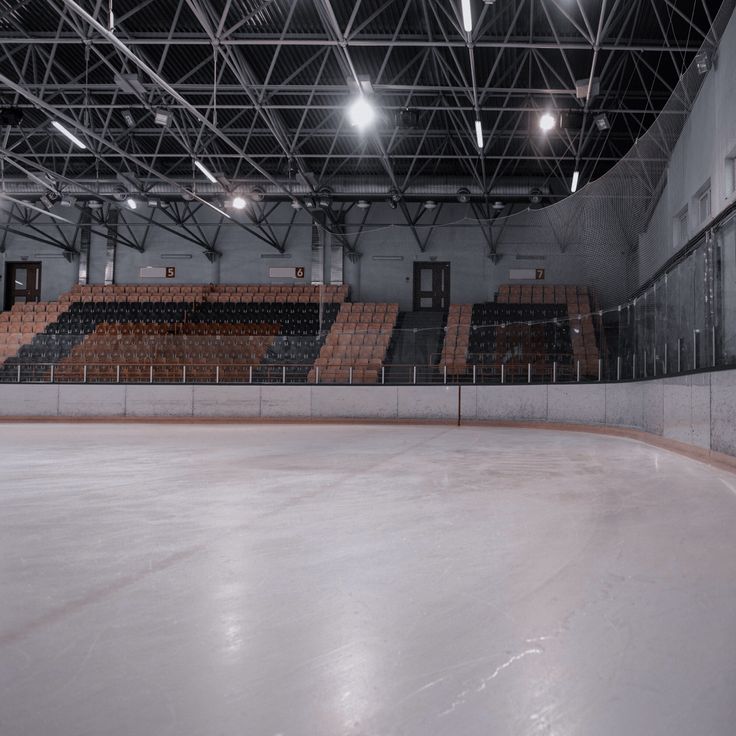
left=1, top=422, right=736, bottom=736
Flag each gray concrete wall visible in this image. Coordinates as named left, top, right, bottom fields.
left=0, top=199, right=620, bottom=312
left=637, top=6, right=736, bottom=284
left=2, top=369, right=735, bottom=459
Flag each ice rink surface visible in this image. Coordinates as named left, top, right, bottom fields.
left=1, top=422, right=736, bottom=736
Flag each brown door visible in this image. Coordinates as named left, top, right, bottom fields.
left=4, top=262, right=42, bottom=307
left=413, top=261, right=450, bottom=311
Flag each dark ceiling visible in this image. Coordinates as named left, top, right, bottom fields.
left=0, top=0, right=729, bottom=201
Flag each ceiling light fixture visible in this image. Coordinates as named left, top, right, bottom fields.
left=126, top=197, right=137, bottom=209
left=461, top=0, right=473, bottom=32
left=539, top=112, right=556, bottom=132
left=347, top=96, right=376, bottom=130
left=571, top=171, right=580, bottom=193
left=154, top=108, right=171, bottom=127
left=232, top=196, right=246, bottom=209
left=51, top=120, right=86, bottom=149
left=121, top=109, right=135, bottom=128
left=194, top=159, right=217, bottom=184
left=474, top=119, right=483, bottom=148
left=594, top=113, right=610, bottom=131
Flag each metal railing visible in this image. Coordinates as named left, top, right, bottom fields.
left=0, top=358, right=607, bottom=385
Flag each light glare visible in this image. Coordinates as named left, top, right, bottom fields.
left=194, top=159, right=218, bottom=184
left=348, top=96, right=376, bottom=130
left=474, top=119, right=483, bottom=148
left=232, top=196, right=246, bottom=209
left=571, top=171, right=580, bottom=193
left=126, top=197, right=137, bottom=210
left=539, top=112, right=556, bottom=132
left=51, top=120, right=86, bottom=149
left=461, top=0, right=473, bottom=32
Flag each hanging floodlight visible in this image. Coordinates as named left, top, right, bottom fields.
left=539, top=112, right=556, bottom=132
left=347, top=96, right=376, bottom=130
left=126, top=197, right=137, bottom=210
left=571, top=171, right=580, bottom=193
left=474, top=119, right=483, bottom=148
left=232, top=196, right=246, bottom=210
left=461, top=0, right=473, bottom=32
left=194, top=159, right=217, bottom=184
left=594, top=113, right=610, bottom=131
left=51, top=120, right=86, bottom=149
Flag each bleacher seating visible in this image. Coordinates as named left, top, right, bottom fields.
left=308, top=302, right=399, bottom=384
left=0, top=301, right=70, bottom=368
left=442, top=284, right=600, bottom=381
left=1, top=284, right=346, bottom=382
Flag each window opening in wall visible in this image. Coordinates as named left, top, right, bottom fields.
left=698, top=186, right=711, bottom=226
left=727, top=155, right=736, bottom=197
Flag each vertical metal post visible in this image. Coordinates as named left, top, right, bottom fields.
left=249, top=365, right=253, bottom=384
left=413, top=365, right=417, bottom=385
left=472, top=364, right=476, bottom=385
left=50, top=364, right=54, bottom=383
left=215, top=365, right=220, bottom=384
left=712, top=325, right=717, bottom=367
left=528, top=363, right=531, bottom=384
left=282, top=365, right=286, bottom=384
left=17, top=364, right=21, bottom=382
left=443, top=365, right=447, bottom=385
left=644, top=350, right=647, bottom=378
left=349, top=366, right=353, bottom=385
left=677, top=338, right=682, bottom=373
left=632, top=354, right=636, bottom=379
left=576, top=360, right=580, bottom=382
left=501, top=363, right=505, bottom=384
left=664, top=343, right=668, bottom=375
left=598, top=358, right=602, bottom=382
left=315, top=365, right=320, bottom=384
left=85, top=365, right=89, bottom=384
left=116, top=365, right=120, bottom=383
left=693, top=330, right=697, bottom=371
left=182, top=365, right=187, bottom=383
left=381, top=365, right=385, bottom=385
left=617, top=356, right=621, bottom=381
left=553, top=361, right=557, bottom=383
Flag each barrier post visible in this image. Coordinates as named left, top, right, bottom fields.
left=17, top=364, right=20, bottom=383
left=349, top=366, right=353, bottom=385
left=664, top=343, right=668, bottom=375
left=501, top=363, right=504, bottom=384
left=713, top=325, right=717, bottom=367
left=443, top=365, right=447, bottom=385
left=215, top=365, right=219, bottom=384
left=413, top=365, right=417, bottom=385
left=315, top=365, right=320, bottom=384
left=249, top=365, right=253, bottom=384
left=553, top=361, right=557, bottom=383
left=182, top=365, right=186, bottom=383
left=472, top=364, right=476, bottom=385
left=598, top=358, right=602, bottom=382
left=381, top=366, right=385, bottom=385
left=282, top=366, right=286, bottom=384
left=85, top=365, right=89, bottom=384
left=50, top=364, right=54, bottom=383
left=116, top=365, right=120, bottom=383
left=528, top=363, right=531, bottom=384
left=617, top=356, right=621, bottom=381
left=576, top=360, right=580, bottom=382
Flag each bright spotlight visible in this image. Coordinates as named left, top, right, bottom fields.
left=474, top=119, right=483, bottom=149
left=126, top=197, right=137, bottom=210
left=348, top=96, right=375, bottom=130
left=539, top=112, right=556, bottom=132
left=461, top=0, right=473, bottom=32
left=571, top=171, right=580, bottom=193
left=51, top=120, right=86, bottom=149
left=232, top=196, right=246, bottom=210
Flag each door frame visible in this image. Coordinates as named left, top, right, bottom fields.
left=4, top=261, right=42, bottom=308
left=413, top=261, right=450, bottom=311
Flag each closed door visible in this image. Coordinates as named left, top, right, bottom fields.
left=4, top=262, right=42, bottom=307
left=413, top=262, right=450, bottom=311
